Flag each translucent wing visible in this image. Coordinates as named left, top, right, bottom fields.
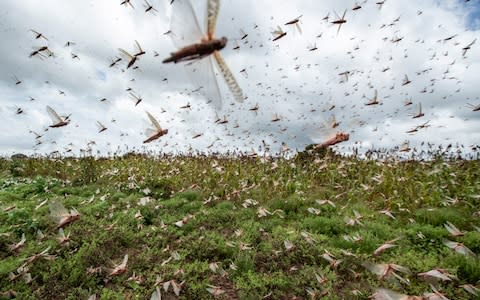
left=328, top=115, right=338, bottom=128
left=118, top=48, right=133, bottom=60
left=96, top=121, right=104, bottom=130
left=391, top=264, right=410, bottom=274
left=213, top=51, right=244, bottom=103
left=309, top=124, right=336, bottom=144
left=296, top=23, right=302, bottom=34
left=171, top=281, right=181, bottom=296
left=58, top=228, right=66, bottom=239
left=49, top=201, right=70, bottom=223
left=169, top=0, right=204, bottom=48
left=150, top=286, right=162, bottom=300
left=145, top=128, right=158, bottom=138
left=363, top=262, right=386, bottom=276
left=272, top=26, right=284, bottom=36
left=120, top=254, right=129, bottom=268
left=185, top=56, right=222, bottom=110
left=146, top=111, right=162, bottom=130
left=207, top=0, right=220, bottom=39
left=444, top=240, right=458, bottom=249
left=46, top=106, right=62, bottom=123
left=134, top=40, right=143, bottom=53
left=373, top=288, right=409, bottom=300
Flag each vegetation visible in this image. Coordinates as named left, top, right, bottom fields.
left=0, top=153, right=479, bottom=299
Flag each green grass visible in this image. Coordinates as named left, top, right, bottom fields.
left=0, top=154, right=479, bottom=299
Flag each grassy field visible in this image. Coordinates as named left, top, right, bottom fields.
left=0, top=152, right=479, bottom=299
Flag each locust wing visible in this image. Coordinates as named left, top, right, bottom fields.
left=134, top=40, right=143, bottom=53
left=363, top=262, right=386, bottom=277
left=185, top=56, right=223, bottom=110
left=296, top=23, right=302, bottom=34
left=207, top=0, right=220, bottom=39
left=46, top=106, right=62, bottom=123
left=373, top=288, right=410, bottom=300
left=308, top=123, right=336, bottom=144
left=272, top=26, right=285, bottom=36
left=96, top=121, right=104, bottom=130
left=213, top=51, right=244, bottom=103
left=150, top=286, right=162, bottom=300
left=118, top=48, right=134, bottom=60
left=146, top=111, right=162, bottom=131
left=49, top=201, right=70, bottom=224
left=169, top=0, right=205, bottom=48
left=145, top=128, right=158, bottom=138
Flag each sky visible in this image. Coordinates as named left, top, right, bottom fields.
left=0, top=0, right=479, bottom=157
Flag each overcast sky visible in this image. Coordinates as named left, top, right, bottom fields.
left=0, top=0, right=479, bottom=156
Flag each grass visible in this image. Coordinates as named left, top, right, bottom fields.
left=0, top=152, right=479, bottom=299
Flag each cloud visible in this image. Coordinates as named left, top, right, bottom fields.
left=0, top=0, right=479, bottom=157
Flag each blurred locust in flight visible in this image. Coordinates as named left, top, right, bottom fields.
left=143, top=0, right=158, bottom=13
left=29, top=29, right=48, bottom=41
left=331, top=10, right=347, bottom=34
left=466, top=103, right=480, bottom=111
left=143, top=111, right=168, bottom=143
left=462, top=38, right=476, bottom=56
left=12, top=75, right=22, bottom=85
left=96, top=121, right=108, bottom=133
left=46, top=106, right=70, bottom=128
left=310, top=114, right=350, bottom=149
left=120, top=0, right=134, bottom=9
left=284, top=15, right=303, bottom=34
left=271, top=26, right=287, bottom=41
left=29, top=46, right=54, bottom=58
left=119, top=40, right=145, bottom=69
left=163, top=0, right=244, bottom=110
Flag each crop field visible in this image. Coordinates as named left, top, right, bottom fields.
left=0, top=152, right=479, bottom=299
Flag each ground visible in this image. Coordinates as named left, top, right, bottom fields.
left=0, top=154, right=479, bottom=299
